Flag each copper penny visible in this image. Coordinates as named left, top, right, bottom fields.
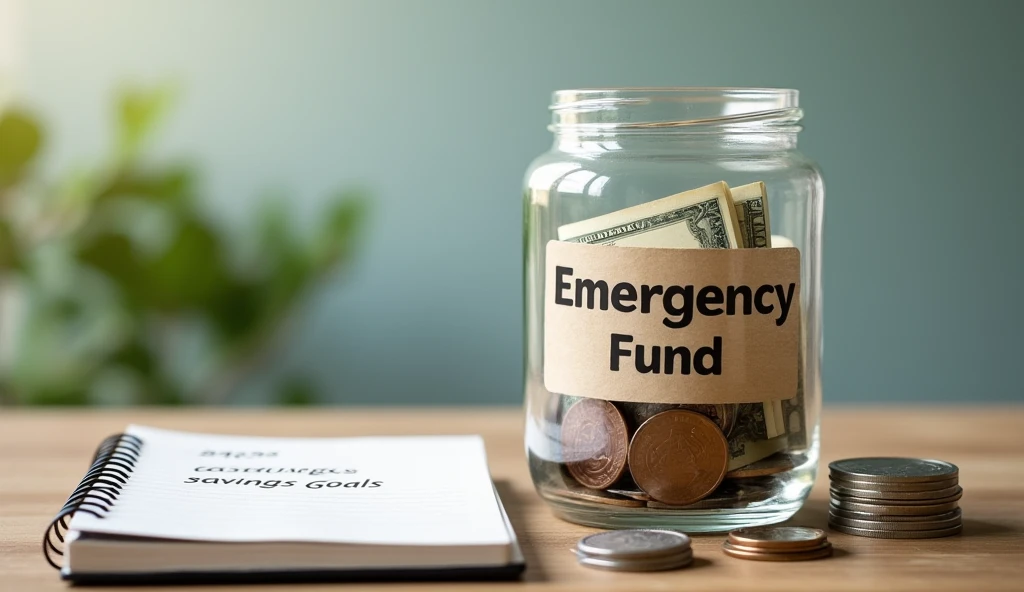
left=722, top=541, right=833, bottom=561
left=561, top=399, right=629, bottom=489
left=727, top=526, right=827, bottom=551
left=680, top=403, right=739, bottom=437
left=628, top=410, right=729, bottom=505
left=621, top=403, right=738, bottom=437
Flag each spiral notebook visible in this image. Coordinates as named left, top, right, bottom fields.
left=43, top=426, right=524, bottom=585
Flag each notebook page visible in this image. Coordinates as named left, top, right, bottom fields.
left=69, top=426, right=512, bottom=547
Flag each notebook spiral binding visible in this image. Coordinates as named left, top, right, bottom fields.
left=43, top=433, right=144, bottom=570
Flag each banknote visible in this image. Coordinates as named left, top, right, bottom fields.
left=730, top=181, right=773, bottom=249
left=771, top=233, right=807, bottom=450
left=731, top=182, right=785, bottom=440
left=556, top=181, right=779, bottom=470
left=728, top=403, right=787, bottom=471
left=557, top=181, right=741, bottom=247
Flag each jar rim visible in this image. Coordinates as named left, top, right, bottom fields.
left=550, top=87, right=802, bottom=133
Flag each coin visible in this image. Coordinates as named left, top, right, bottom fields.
left=722, top=541, right=832, bottom=561
left=541, top=482, right=646, bottom=508
left=607, top=488, right=652, bottom=501
left=829, top=458, right=959, bottom=483
left=628, top=410, right=729, bottom=506
left=829, top=484, right=962, bottom=501
left=727, top=526, right=827, bottom=551
left=828, top=507, right=962, bottom=523
left=577, top=529, right=691, bottom=560
left=829, top=476, right=958, bottom=493
left=680, top=403, right=738, bottom=437
left=827, top=512, right=962, bottom=531
left=577, top=550, right=693, bottom=572
left=830, top=488, right=962, bottom=506
left=621, top=403, right=738, bottom=437
left=725, top=452, right=795, bottom=479
left=561, top=399, right=630, bottom=489
left=829, top=499, right=960, bottom=516
left=828, top=522, right=962, bottom=539
left=646, top=478, right=775, bottom=510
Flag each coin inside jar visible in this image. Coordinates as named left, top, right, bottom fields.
left=561, top=399, right=630, bottom=489
left=628, top=410, right=728, bottom=506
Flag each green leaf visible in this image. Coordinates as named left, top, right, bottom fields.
left=0, top=109, right=43, bottom=189
left=276, top=376, right=317, bottom=406
left=76, top=233, right=146, bottom=306
left=207, top=278, right=264, bottom=342
left=117, top=86, right=175, bottom=160
left=0, top=219, right=20, bottom=270
left=143, top=217, right=229, bottom=310
left=95, top=166, right=194, bottom=207
left=309, top=190, right=368, bottom=270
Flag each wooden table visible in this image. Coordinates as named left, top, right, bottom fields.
left=1, top=408, right=1022, bottom=591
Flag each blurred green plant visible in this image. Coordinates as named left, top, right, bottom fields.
left=0, top=87, right=366, bottom=405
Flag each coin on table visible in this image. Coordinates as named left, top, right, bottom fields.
left=828, top=522, right=962, bottom=539
left=829, top=476, right=959, bottom=493
left=828, top=511, right=962, bottom=531
left=628, top=410, right=729, bottom=506
left=829, top=458, right=959, bottom=483
left=828, top=507, right=962, bottom=523
left=830, top=488, right=962, bottom=507
left=561, top=399, right=630, bottom=489
left=577, top=529, right=691, bottom=559
left=727, top=526, right=827, bottom=551
left=722, top=541, right=832, bottom=561
left=576, top=529, right=693, bottom=571
left=829, top=484, right=962, bottom=501
left=829, top=499, right=961, bottom=516
left=577, top=551, right=693, bottom=572
left=725, top=452, right=795, bottom=479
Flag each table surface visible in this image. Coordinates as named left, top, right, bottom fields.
left=1, top=407, right=1022, bottom=591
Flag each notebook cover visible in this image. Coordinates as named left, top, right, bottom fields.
left=62, top=562, right=526, bottom=586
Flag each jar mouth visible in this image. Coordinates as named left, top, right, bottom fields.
left=550, top=87, right=802, bottom=134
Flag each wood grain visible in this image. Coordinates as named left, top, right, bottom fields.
left=1, top=407, right=1022, bottom=591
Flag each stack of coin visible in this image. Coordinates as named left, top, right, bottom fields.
left=722, top=526, right=832, bottom=561
left=575, top=529, right=693, bottom=571
left=828, top=457, right=963, bottom=538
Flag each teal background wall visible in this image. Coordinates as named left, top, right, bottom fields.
left=9, top=0, right=1023, bottom=404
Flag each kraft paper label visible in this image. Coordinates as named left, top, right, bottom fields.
left=544, top=241, right=800, bottom=404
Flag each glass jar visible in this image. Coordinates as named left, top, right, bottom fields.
left=523, top=88, right=823, bottom=532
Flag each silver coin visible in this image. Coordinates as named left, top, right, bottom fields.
left=830, top=487, right=962, bottom=506
left=577, top=549, right=693, bottom=572
left=828, top=507, right=962, bottom=523
left=829, top=458, right=958, bottom=483
left=607, top=488, right=653, bottom=502
left=829, top=476, right=958, bottom=493
left=828, top=513, right=962, bottom=531
left=829, top=499, right=960, bottom=516
left=829, top=484, right=962, bottom=501
left=577, top=529, right=691, bottom=560
left=828, top=521, right=962, bottom=539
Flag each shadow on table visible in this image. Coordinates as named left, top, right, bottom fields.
left=495, top=479, right=549, bottom=582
